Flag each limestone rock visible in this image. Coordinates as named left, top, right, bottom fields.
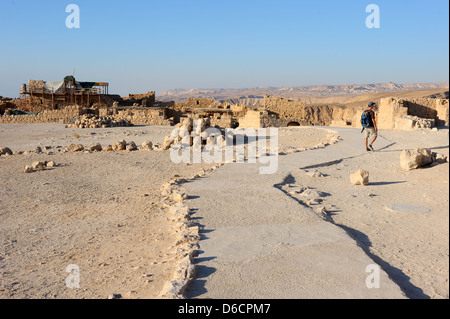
left=69, top=114, right=131, bottom=129
left=400, top=149, right=422, bottom=170
left=142, top=141, right=153, bottom=149
left=158, top=278, right=190, bottom=299
left=172, top=191, right=188, bottom=203
left=162, top=135, right=175, bottom=150
left=32, top=161, right=46, bottom=171
left=112, top=140, right=126, bottom=151
left=24, top=165, right=34, bottom=173
left=169, top=204, right=191, bottom=221
left=89, top=143, right=102, bottom=152
left=418, top=148, right=434, bottom=166
left=46, top=161, right=56, bottom=168
left=350, top=169, right=369, bottom=186
left=433, top=152, right=448, bottom=164
left=400, top=148, right=434, bottom=171
left=0, top=147, right=13, bottom=156
left=173, top=255, right=196, bottom=280
left=126, top=141, right=137, bottom=151
left=68, top=144, right=84, bottom=152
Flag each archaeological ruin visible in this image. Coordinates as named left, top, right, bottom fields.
left=1, top=77, right=448, bottom=131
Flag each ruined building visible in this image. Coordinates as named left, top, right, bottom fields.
left=2, top=77, right=448, bottom=130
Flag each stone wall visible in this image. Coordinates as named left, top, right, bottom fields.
left=238, top=110, right=263, bottom=128
left=263, top=95, right=335, bottom=126
left=436, top=99, right=449, bottom=126
left=209, top=113, right=235, bottom=128
left=99, top=108, right=172, bottom=126
left=180, top=98, right=215, bottom=109
left=122, top=91, right=156, bottom=107
left=0, top=106, right=84, bottom=124
left=0, top=106, right=172, bottom=126
left=237, top=110, right=291, bottom=128
left=377, top=97, right=449, bottom=129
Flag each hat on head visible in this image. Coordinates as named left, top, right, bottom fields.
left=368, top=102, right=376, bottom=107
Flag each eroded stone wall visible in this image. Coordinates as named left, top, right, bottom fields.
left=377, top=97, right=449, bottom=129
left=263, top=95, right=334, bottom=126
left=0, top=106, right=84, bottom=124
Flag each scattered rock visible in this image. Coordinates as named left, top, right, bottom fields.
left=400, top=148, right=434, bottom=171
left=32, top=161, right=46, bottom=171
left=126, top=141, right=137, bottom=151
left=162, top=135, right=175, bottom=150
left=46, top=161, right=56, bottom=168
left=350, top=169, right=369, bottom=186
left=24, top=165, right=34, bottom=173
left=68, top=114, right=131, bottom=129
left=112, top=140, right=126, bottom=151
left=89, top=143, right=103, bottom=152
left=0, top=147, right=13, bottom=156
left=432, top=152, right=448, bottom=164
left=142, top=141, right=153, bottom=149
left=108, top=293, right=122, bottom=299
left=68, top=144, right=84, bottom=152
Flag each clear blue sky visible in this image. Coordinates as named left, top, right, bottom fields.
left=0, top=0, right=448, bottom=98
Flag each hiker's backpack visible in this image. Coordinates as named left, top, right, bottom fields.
left=361, top=111, right=372, bottom=128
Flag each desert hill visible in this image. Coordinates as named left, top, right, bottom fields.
left=157, top=82, right=449, bottom=108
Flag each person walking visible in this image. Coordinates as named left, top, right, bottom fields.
left=361, top=102, right=378, bottom=151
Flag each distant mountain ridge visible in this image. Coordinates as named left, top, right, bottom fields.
left=157, top=82, right=449, bottom=104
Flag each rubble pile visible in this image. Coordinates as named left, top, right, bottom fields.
left=68, top=114, right=131, bottom=129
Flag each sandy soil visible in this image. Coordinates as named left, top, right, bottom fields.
left=0, top=124, right=214, bottom=299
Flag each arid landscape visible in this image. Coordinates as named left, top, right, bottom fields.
left=0, top=123, right=338, bottom=298
left=1, top=84, right=449, bottom=299
left=1, top=0, right=449, bottom=307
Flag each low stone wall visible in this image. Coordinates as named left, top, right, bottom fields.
left=99, top=108, right=173, bottom=126
left=0, top=106, right=84, bottom=124
left=0, top=106, right=173, bottom=126
left=175, top=98, right=216, bottom=109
